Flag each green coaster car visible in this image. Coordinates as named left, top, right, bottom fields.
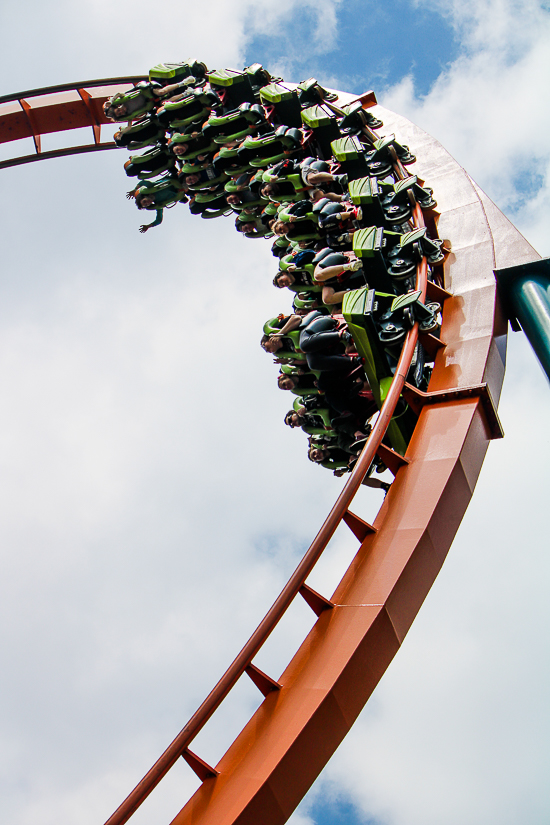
left=348, top=175, right=435, bottom=229
left=279, top=364, right=321, bottom=396
left=379, top=176, right=437, bottom=221
left=183, top=170, right=229, bottom=191
left=347, top=177, right=387, bottom=226
left=384, top=227, right=446, bottom=279
left=203, top=103, right=268, bottom=144
left=330, top=136, right=369, bottom=181
left=279, top=254, right=315, bottom=278
left=191, top=190, right=232, bottom=219
left=338, top=100, right=383, bottom=133
left=296, top=78, right=339, bottom=108
left=207, top=68, right=256, bottom=108
left=352, top=226, right=398, bottom=293
left=301, top=105, right=342, bottom=159
left=262, top=319, right=307, bottom=363
left=244, top=63, right=274, bottom=96
left=235, top=212, right=272, bottom=238
left=105, top=81, right=160, bottom=122
left=114, top=117, right=165, bottom=151
left=124, top=146, right=175, bottom=179
left=167, top=131, right=217, bottom=161
left=157, top=89, right=219, bottom=129
left=237, top=126, right=303, bottom=168
left=214, top=146, right=253, bottom=177
left=342, top=288, right=420, bottom=456
left=149, top=60, right=208, bottom=84
left=292, top=294, right=324, bottom=311
left=260, top=82, right=302, bottom=128
left=275, top=204, right=321, bottom=242
left=291, top=397, right=336, bottom=436
left=352, top=225, right=444, bottom=291
left=133, top=176, right=188, bottom=224
left=260, top=166, right=309, bottom=203
left=276, top=255, right=321, bottom=294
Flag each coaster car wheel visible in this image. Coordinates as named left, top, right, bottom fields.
left=365, top=112, right=383, bottom=129
left=387, top=256, right=416, bottom=278
left=366, top=160, right=393, bottom=177
left=416, top=186, right=437, bottom=210
left=403, top=306, right=415, bottom=329
left=418, top=302, right=442, bottom=333
left=383, top=204, right=411, bottom=224
left=396, top=145, right=416, bottom=164
left=378, top=320, right=406, bottom=345
left=427, top=248, right=446, bottom=265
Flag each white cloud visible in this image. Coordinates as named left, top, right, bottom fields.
left=0, top=0, right=343, bottom=93
left=1, top=3, right=550, bottom=825
left=0, top=148, right=343, bottom=825
left=381, top=0, right=550, bottom=255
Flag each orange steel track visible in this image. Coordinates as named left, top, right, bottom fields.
left=0, top=77, right=146, bottom=168
left=0, top=82, right=541, bottom=825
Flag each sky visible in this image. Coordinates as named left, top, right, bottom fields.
left=0, top=2, right=549, bottom=825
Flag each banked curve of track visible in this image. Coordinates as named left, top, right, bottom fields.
left=1, top=76, right=534, bottom=825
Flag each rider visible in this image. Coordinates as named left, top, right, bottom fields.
left=128, top=178, right=188, bottom=232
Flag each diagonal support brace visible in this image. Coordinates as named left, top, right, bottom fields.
left=418, top=331, right=446, bottom=360
left=343, top=510, right=376, bottom=541
left=19, top=99, right=41, bottom=153
left=376, top=443, right=409, bottom=477
left=299, top=583, right=334, bottom=616
left=182, top=749, right=218, bottom=782
left=77, top=87, right=102, bottom=144
left=245, top=664, right=281, bottom=697
left=426, top=280, right=452, bottom=304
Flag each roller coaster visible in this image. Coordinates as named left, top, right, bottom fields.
left=0, top=62, right=541, bottom=825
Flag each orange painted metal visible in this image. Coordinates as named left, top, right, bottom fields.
left=0, top=77, right=146, bottom=168
left=298, top=584, right=334, bottom=616
left=0, top=142, right=121, bottom=170
left=103, top=263, right=429, bottom=825
left=18, top=98, right=41, bottom=153
left=160, top=104, right=538, bottom=825
left=0, top=81, right=541, bottom=825
left=245, top=664, right=282, bottom=697
left=342, top=510, right=376, bottom=541
left=102, top=112, right=430, bottom=825
left=77, top=88, right=102, bottom=145
left=375, top=443, right=409, bottom=476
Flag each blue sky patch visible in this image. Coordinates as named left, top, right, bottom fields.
left=244, top=0, right=459, bottom=97
left=307, top=790, right=382, bottom=825
left=506, top=163, right=546, bottom=216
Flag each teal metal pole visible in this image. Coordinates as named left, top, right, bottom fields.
left=495, top=259, right=550, bottom=381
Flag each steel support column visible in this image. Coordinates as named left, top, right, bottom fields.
left=496, top=258, right=550, bottom=381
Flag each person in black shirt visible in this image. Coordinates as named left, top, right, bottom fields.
left=273, top=268, right=315, bottom=289
left=277, top=372, right=318, bottom=392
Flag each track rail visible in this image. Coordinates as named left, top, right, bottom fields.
left=105, top=232, right=427, bottom=825
left=1, top=79, right=540, bottom=825
left=0, top=76, right=146, bottom=168
left=103, top=130, right=429, bottom=825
